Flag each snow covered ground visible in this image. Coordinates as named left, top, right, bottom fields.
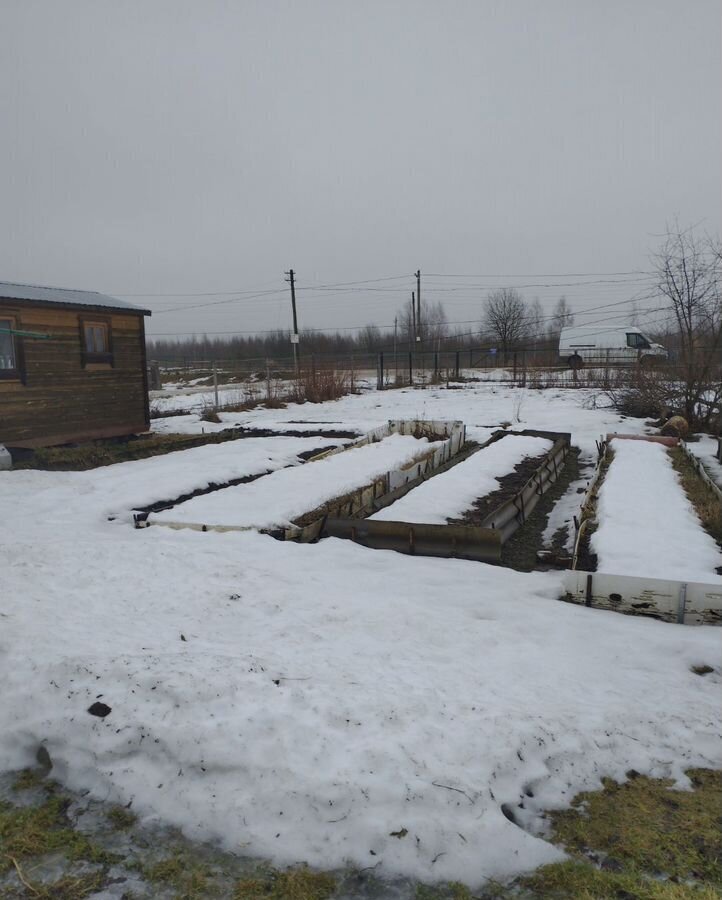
left=152, top=433, right=441, bottom=530
left=152, top=383, right=638, bottom=457
left=371, top=434, right=552, bottom=525
left=688, top=434, right=722, bottom=489
left=592, top=439, right=722, bottom=582
left=1, top=384, right=720, bottom=888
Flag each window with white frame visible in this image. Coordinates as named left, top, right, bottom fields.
left=81, top=318, right=113, bottom=365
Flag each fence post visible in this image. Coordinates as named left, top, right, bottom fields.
left=512, top=351, right=517, bottom=385
left=213, top=361, right=219, bottom=411
left=377, top=353, right=384, bottom=390
left=434, top=351, right=439, bottom=381
left=148, top=360, right=162, bottom=390
left=408, top=351, right=413, bottom=386
left=455, top=350, right=460, bottom=379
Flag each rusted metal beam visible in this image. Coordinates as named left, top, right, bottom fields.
left=323, top=518, right=502, bottom=563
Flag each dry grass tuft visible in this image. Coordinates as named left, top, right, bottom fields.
left=233, top=866, right=336, bottom=900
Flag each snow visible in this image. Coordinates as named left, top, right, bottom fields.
left=687, top=435, right=722, bottom=489
left=371, top=434, right=552, bottom=524
left=151, top=383, right=639, bottom=459
left=151, top=413, right=361, bottom=437
left=152, top=433, right=441, bottom=529
left=1, top=384, right=720, bottom=889
left=592, top=439, right=722, bottom=582
left=0, top=435, right=345, bottom=524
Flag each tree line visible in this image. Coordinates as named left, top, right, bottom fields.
left=148, top=294, right=579, bottom=364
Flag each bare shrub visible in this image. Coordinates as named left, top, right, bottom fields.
left=601, top=365, right=682, bottom=420
left=291, top=366, right=356, bottom=404
left=199, top=406, right=221, bottom=423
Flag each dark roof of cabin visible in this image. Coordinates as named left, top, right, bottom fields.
left=0, top=281, right=151, bottom=315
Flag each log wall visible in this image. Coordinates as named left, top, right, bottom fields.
left=0, top=301, right=149, bottom=447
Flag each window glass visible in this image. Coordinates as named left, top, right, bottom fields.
left=0, top=319, right=16, bottom=370
left=84, top=323, right=108, bottom=354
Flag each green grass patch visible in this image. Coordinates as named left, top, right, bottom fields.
left=520, top=859, right=721, bottom=899
left=233, top=865, right=336, bottom=899
left=0, top=796, right=119, bottom=875
left=105, top=805, right=136, bottom=830
left=546, top=768, right=722, bottom=884
left=414, top=768, right=722, bottom=899
left=669, top=448, right=722, bottom=548
left=140, top=852, right=218, bottom=899
left=11, top=769, right=49, bottom=792
left=0, top=863, right=107, bottom=899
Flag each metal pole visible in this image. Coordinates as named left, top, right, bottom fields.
left=213, top=361, right=219, bottom=410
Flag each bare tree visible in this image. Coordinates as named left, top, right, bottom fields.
left=423, top=300, right=448, bottom=346
left=551, top=295, right=574, bottom=330
left=397, top=298, right=417, bottom=346
left=397, top=299, right=447, bottom=346
left=653, top=224, right=722, bottom=427
left=483, top=288, right=528, bottom=362
left=358, top=323, right=382, bottom=352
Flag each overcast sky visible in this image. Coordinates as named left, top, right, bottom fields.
left=1, top=0, right=720, bottom=340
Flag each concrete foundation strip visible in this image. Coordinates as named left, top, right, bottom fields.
left=322, top=430, right=571, bottom=561
left=562, top=570, right=722, bottom=626
left=138, top=419, right=467, bottom=536
left=567, top=433, right=722, bottom=625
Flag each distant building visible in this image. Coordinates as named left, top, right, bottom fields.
left=0, top=281, right=151, bottom=448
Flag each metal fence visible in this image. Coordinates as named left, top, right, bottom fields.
left=149, top=345, right=721, bottom=393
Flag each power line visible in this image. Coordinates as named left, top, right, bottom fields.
left=424, top=270, right=649, bottom=278
left=114, top=273, right=410, bottom=299
left=148, top=300, right=669, bottom=339
left=117, top=269, right=651, bottom=302
left=148, top=276, right=654, bottom=316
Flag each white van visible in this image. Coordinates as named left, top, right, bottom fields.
left=559, top=326, right=667, bottom=369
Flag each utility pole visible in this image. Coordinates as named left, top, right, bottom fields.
left=394, top=315, right=398, bottom=382
left=415, top=269, right=421, bottom=342
left=411, top=292, right=417, bottom=343
left=285, top=268, right=300, bottom=374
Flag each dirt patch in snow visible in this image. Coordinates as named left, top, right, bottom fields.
left=446, top=450, right=551, bottom=528
left=501, top=447, right=582, bottom=571
left=133, top=446, right=340, bottom=516
left=12, top=429, right=358, bottom=471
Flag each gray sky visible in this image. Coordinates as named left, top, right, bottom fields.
left=1, top=0, right=720, bottom=340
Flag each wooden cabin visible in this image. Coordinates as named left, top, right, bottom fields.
left=0, top=281, right=151, bottom=448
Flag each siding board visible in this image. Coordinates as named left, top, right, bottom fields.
left=0, top=300, right=150, bottom=447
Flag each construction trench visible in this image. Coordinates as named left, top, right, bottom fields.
left=134, top=420, right=722, bottom=627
